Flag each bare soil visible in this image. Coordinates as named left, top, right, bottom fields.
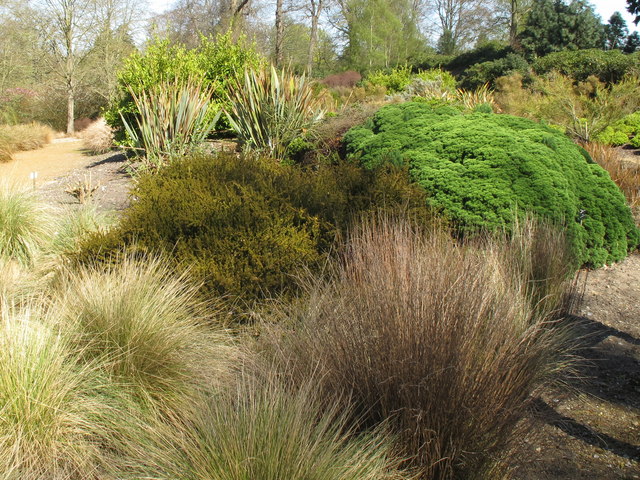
left=0, top=138, right=132, bottom=212
left=1, top=140, right=639, bottom=479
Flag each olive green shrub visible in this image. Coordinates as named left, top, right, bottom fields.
left=77, top=153, right=434, bottom=301
left=344, top=102, right=639, bottom=266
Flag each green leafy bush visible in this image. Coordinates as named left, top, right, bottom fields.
left=594, top=126, right=632, bottom=146
left=344, top=102, right=639, bottom=266
left=446, top=41, right=513, bottom=75
left=105, top=34, right=261, bottom=139
left=76, top=153, right=434, bottom=301
left=533, top=49, right=640, bottom=83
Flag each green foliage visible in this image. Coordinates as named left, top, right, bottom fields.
left=367, top=66, right=456, bottom=97
left=459, top=53, right=530, bottom=90
left=496, top=72, right=640, bottom=142
left=519, top=0, right=605, bottom=57
left=593, top=111, right=640, bottom=145
left=604, top=12, right=629, bottom=50
left=339, top=0, right=426, bottom=72
left=0, top=183, right=55, bottom=265
left=76, top=153, right=434, bottom=302
left=365, top=65, right=413, bottom=93
left=225, top=67, right=325, bottom=160
left=533, top=49, right=640, bottom=83
left=595, top=126, right=632, bottom=146
left=124, top=376, right=407, bottom=480
left=344, top=102, right=640, bottom=266
left=105, top=33, right=261, bottom=139
left=122, top=80, right=220, bottom=172
left=446, top=41, right=514, bottom=74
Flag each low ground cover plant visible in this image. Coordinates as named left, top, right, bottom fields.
left=344, top=102, right=639, bottom=266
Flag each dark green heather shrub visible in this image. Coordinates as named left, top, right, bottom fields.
left=76, top=153, right=434, bottom=301
left=344, top=102, right=639, bottom=266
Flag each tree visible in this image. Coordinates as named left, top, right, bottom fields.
left=628, top=0, right=640, bottom=25
left=305, top=0, right=325, bottom=74
left=34, top=0, right=98, bottom=134
left=604, top=12, right=629, bottom=50
left=624, top=31, right=640, bottom=52
left=434, top=0, right=501, bottom=55
left=519, top=0, right=604, bottom=58
left=495, top=0, right=533, bottom=47
left=334, top=0, right=425, bottom=71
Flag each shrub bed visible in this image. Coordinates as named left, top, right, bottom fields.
left=77, top=152, right=434, bottom=301
left=344, top=102, right=639, bottom=266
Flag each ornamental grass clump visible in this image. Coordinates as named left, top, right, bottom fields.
left=121, top=80, right=220, bottom=172
left=52, top=256, right=232, bottom=411
left=0, top=123, right=54, bottom=163
left=267, top=216, right=576, bottom=480
left=225, top=66, right=325, bottom=160
left=0, top=301, right=111, bottom=479
left=0, top=183, right=55, bottom=266
left=119, top=373, right=410, bottom=480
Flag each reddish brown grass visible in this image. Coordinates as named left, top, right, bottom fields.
left=264, top=216, right=577, bottom=479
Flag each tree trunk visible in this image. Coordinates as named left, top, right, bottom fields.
left=275, top=0, right=284, bottom=67
left=306, top=0, right=322, bottom=75
left=66, top=83, right=74, bottom=134
left=509, top=0, right=518, bottom=48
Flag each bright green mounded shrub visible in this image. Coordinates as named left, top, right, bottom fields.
left=344, top=102, right=639, bottom=266
left=76, top=153, right=434, bottom=301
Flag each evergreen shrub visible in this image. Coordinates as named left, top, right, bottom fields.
left=105, top=34, right=261, bottom=140
left=344, top=102, right=639, bottom=266
left=77, top=153, right=433, bottom=301
left=533, top=49, right=640, bottom=84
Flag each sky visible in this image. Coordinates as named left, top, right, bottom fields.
left=147, top=0, right=639, bottom=32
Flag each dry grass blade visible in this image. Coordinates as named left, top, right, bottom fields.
left=116, top=372, right=413, bottom=480
left=0, top=123, right=54, bottom=163
left=52, top=255, right=234, bottom=412
left=78, top=118, right=114, bottom=154
left=582, top=142, right=640, bottom=209
left=0, top=300, right=111, bottom=479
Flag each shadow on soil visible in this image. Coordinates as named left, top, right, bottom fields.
left=533, top=314, right=640, bottom=461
